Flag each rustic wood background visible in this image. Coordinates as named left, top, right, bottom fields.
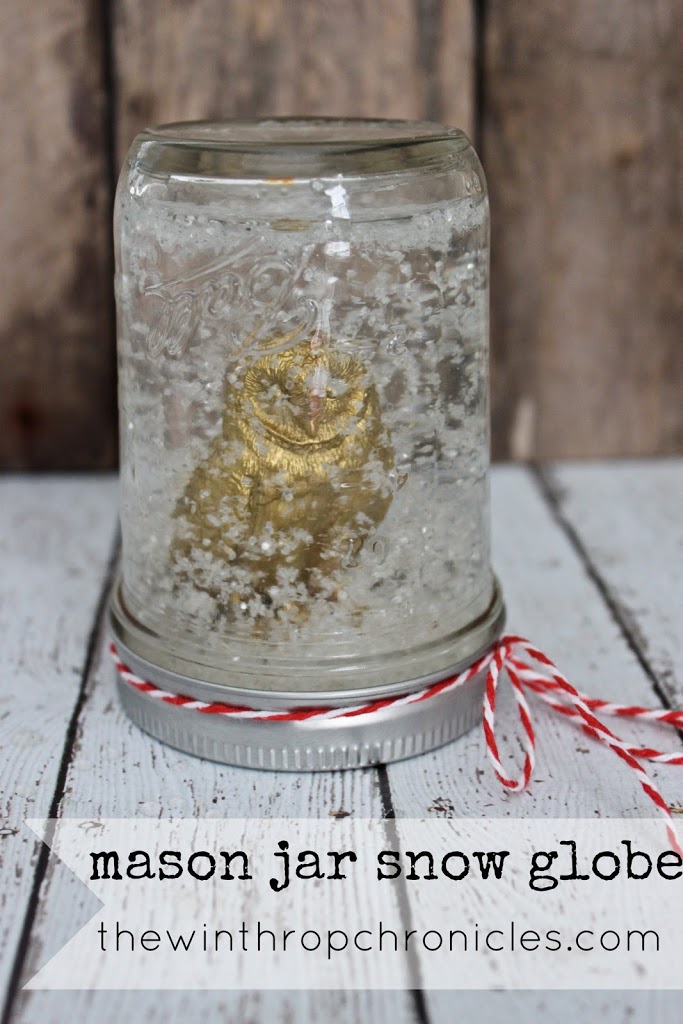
left=1, top=0, right=680, bottom=469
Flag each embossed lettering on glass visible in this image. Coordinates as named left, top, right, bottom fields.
left=111, top=119, right=505, bottom=710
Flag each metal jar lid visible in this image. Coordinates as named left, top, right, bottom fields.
left=110, top=582, right=505, bottom=771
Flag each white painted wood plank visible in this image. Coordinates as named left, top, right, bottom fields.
left=13, top=614, right=414, bottom=1022
left=386, top=464, right=683, bottom=1024
left=14, top=989, right=417, bottom=1024
left=0, top=476, right=118, bottom=1003
left=551, top=459, right=683, bottom=702
left=422, top=989, right=682, bottom=1023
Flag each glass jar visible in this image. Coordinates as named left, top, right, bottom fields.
left=111, top=118, right=504, bottom=721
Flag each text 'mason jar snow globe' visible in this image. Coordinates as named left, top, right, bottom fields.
left=110, top=118, right=505, bottom=769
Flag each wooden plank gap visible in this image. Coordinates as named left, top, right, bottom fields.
left=376, top=765, right=431, bottom=1022
left=0, top=530, right=120, bottom=1024
left=532, top=464, right=682, bottom=730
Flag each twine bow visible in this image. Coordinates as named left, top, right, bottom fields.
left=110, top=636, right=683, bottom=851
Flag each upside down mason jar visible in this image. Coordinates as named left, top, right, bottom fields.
left=110, top=118, right=505, bottom=769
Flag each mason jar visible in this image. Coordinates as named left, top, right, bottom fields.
left=110, top=118, right=505, bottom=768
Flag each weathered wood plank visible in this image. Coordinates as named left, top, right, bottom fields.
left=485, top=1, right=683, bottom=459
left=549, top=459, right=683, bottom=703
left=13, top=989, right=415, bottom=1024
left=11, top=599, right=414, bottom=1020
left=0, top=3, right=116, bottom=469
left=112, top=0, right=474, bottom=163
left=423, top=989, right=683, bottom=1023
left=0, top=478, right=117, bottom=1004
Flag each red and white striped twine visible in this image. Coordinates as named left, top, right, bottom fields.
left=110, top=635, right=683, bottom=852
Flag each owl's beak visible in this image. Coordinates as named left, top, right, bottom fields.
left=309, top=393, right=324, bottom=436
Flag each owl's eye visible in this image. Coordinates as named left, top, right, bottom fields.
left=278, top=370, right=301, bottom=394
left=261, top=372, right=291, bottom=396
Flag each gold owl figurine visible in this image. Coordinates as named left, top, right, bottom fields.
left=171, top=336, right=398, bottom=624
